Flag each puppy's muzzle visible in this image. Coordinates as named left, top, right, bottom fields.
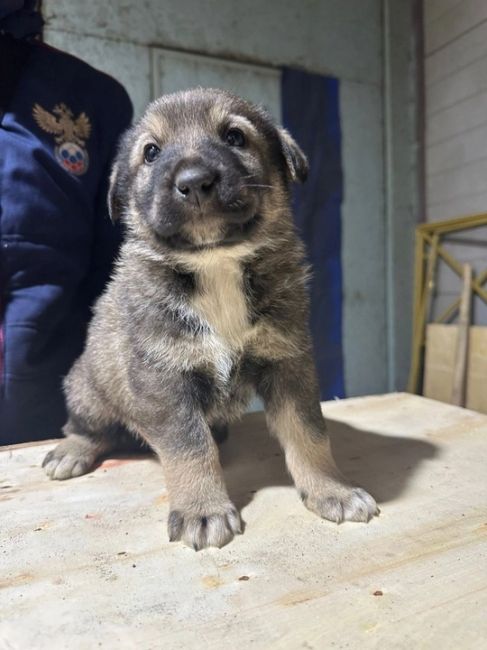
left=174, top=165, right=218, bottom=207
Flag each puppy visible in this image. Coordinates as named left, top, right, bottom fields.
left=43, top=88, right=378, bottom=549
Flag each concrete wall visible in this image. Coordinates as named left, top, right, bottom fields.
left=43, top=0, right=420, bottom=396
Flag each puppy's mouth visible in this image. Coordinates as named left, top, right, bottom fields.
left=163, top=214, right=262, bottom=251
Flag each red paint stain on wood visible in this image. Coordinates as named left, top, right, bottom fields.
left=153, top=493, right=168, bottom=505
left=100, top=458, right=134, bottom=469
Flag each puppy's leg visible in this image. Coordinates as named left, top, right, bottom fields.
left=144, top=411, right=241, bottom=550
left=258, top=354, right=379, bottom=524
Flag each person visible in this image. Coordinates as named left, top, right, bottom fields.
left=0, top=1, right=133, bottom=444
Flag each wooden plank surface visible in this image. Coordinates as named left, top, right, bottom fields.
left=1, top=393, right=487, bottom=649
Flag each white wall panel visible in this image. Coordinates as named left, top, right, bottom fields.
left=425, top=18, right=487, bottom=86
left=427, top=55, right=487, bottom=115
left=43, top=0, right=381, bottom=85
left=428, top=158, right=487, bottom=206
left=425, top=0, right=487, bottom=225
left=151, top=49, right=281, bottom=119
left=341, top=80, right=387, bottom=394
left=43, top=29, right=151, bottom=118
left=427, top=123, right=487, bottom=177
left=425, top=0, right=487, bottom=54
left=427, top=192, right=487, bottom=221
left=423, top=0, right=461, bottom=25
left=424, top=0, right=487, bottom=326
left=426, top=89, right=487, bottom=146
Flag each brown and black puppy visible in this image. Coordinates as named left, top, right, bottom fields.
left=43, top=88, right=378, bottom=549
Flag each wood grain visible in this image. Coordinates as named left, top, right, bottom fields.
left=1, top=394, right=487, bottom=648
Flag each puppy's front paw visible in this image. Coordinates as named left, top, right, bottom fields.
left=42, top=437, right=98, bottom=480
left=167, top=503, right=242, bottom=550
left=300, top=482, right=379, bottom=524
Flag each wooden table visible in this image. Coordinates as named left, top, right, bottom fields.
left=1, top=393, right=486, bottom=649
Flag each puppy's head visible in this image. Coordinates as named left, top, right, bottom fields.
left=109, top=88, right=307, bottom=255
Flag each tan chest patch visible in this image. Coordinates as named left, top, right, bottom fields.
left=190, top=258, right=251, bottom=381
left=192, top=259, right=250, bottom=346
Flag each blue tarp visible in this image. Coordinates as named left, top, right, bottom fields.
left=281, top=68, right=345, bottom=399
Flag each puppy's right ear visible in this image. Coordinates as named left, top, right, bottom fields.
left=107, top=129, right=132, bottom=223
left=107, top=161, right=124, bottom=223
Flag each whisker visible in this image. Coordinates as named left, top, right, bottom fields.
left=242, top=184, right=274, bottom=189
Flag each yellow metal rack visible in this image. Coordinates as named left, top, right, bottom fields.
left=408, top=212, right=487, bottom=394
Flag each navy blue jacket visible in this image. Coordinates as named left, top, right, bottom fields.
left=0, top=37, right=133, bottom=444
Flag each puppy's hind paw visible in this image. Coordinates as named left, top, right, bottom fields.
left=42, top=437, right=99, bottom=480
left=168, top=504, right=242, bottom=550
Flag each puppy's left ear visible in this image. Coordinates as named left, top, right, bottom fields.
left=278, top=128, right=309, bottom=183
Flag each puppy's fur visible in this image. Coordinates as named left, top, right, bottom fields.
left=43, top=89, right=378, bottom=549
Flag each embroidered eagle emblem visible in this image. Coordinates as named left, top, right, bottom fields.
left=33, top=102, right=91, bottom=146
left=33, top=102, right=91, bottom=175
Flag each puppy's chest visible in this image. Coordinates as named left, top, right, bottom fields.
left=191, top=260, right=251, bottom=351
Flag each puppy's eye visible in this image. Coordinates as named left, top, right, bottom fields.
left=225, top=128, right=246, bottom=147
left=144, top=143, right=160, bottom=163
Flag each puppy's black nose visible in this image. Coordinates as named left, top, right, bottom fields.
left=175, top=166, right=217, bottom=203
